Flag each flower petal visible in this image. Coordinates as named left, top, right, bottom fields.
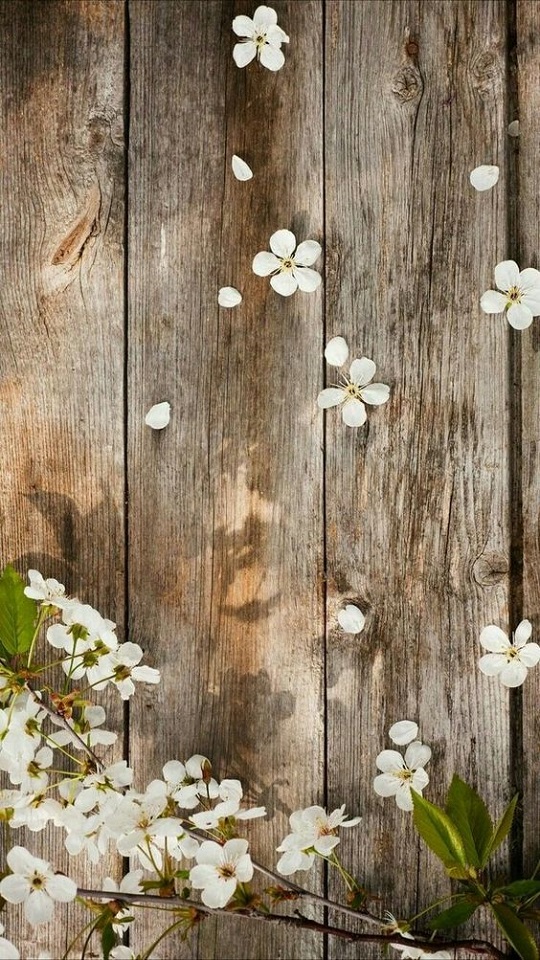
left=349, top=357, right=376, bottom=386
left=26, top=890, right=54, bottom=924
left=46, top=875, right=77, bottom=902
left=0, top=875, right=30, bottom=904
left=479, top=653, right=507, bottom=676
left=294, top=240, right=322, bottom=267
left=480, top=290, right=507, bottom=314
left=361, top=383, right=390, bottom=406
left=469, top=165, right=499, bottom=192
left=231, top=155, right=253, bottom=181
left=266, top=24, right=289, bottom=45
left=500, top=661, right=528, bottom=687
left=373, top=773, right=400, bottom=797
left=342, top=399, right=367, bottom=427
left=293, top=266, right=321, bottom=292
left=507, top=302, right=533, bottom=329
left=259, top=44, right=285, bottom=70
left=395, top=785, right=414, bottom=811
left=233, top=41, right=257, bottom=68
left=218, top=286, right=242, bottom=308
left=508, top=120, right=520, bottom=137
left=514, top=619, right=532, bottom=647
left=494, top=260, right=520, bottom=293
left=479, top=625, right=510, bottom=653
left=201, top=877, right=236, bottom=909
left=317, top=388, right=345, bottom=409
left=269, top=229, right=296, bottom=258
left=145, top=402, right=170, bottom=430
left=271, top=272, right=298, bottom=296
left=517, top=642, right=540, bottom=667
left=314, top=836, right=340, bottom=855
left=232, top=15, right=255, bottom=38
left=376, top=750, right=405, bottom=773
left=252, top=251, right=281, bottom=276
left=324, top=336, right=349, bottom=367
left=404, top=742, right=431, bottom=769
left=337, top=604, right=365, bottom=634
left=252, top=5, right=278, bottom=30
left=389, top=721, right=418, bottom=746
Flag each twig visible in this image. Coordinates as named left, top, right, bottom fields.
left=25, top=685, right=105, bottom=772
left=75, top=888, right=506, bottom=958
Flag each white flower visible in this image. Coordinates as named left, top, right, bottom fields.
left=479, top=619, right=540, bottom=688
left=74, top=760, right=133, bottom=812
left=0, top=924, right=19, bottom=960
left=391, top=945, right=451, bottom=959
left=0, top=846, right=76, bottom=924
left=276, top=804, right=361, bottom=876
left=218, top=286, right=242, bottom=308
left=145, top=401, right=170, bottom=429
left=337, top=604, right=365, bottom=635
left=480, top=259, right=540, bottom=329
left=108, top=642, right=161, bottom=699
left=388, top=721, right=419, bottom=746
left=318, top=356, right=390, bottom=427
left=24, top=570, right=67, bottom=608
left=152, top=755, right=219, bottom=809
left=232, top=6, right=289, bottom=72
left=383, top=911, right=414, bottom=940
left=11, top=793, right=64, bottom=833
left=252, top=229, right=321, bottom=296
left=469, top=165, right=499, bottom=191
left=232, top=155, right=253, bottom=181
left=508, top=120, right=520, bottom=137
left=8, top=746, right=53, bottom=794
left=49, top=704, right=117, bottom=751
left=109, top=949, right=136, bottom=960
left=110, top=796, right=182, bottom=869
left=190, top=838, right=253, bottom=908
left=374, top=742, right=431, bottom=812
left=190, top=778, right=266, bottom=829
left=103, top=870, right=143, bottom=934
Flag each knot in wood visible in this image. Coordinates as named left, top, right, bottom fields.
left=391, top=66, right=422, bottom=102
left=470, top=50, right=501, bottom=99
left=471, top=552, right=508, bottom=587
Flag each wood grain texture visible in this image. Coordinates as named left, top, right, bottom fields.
left=517, top=0, right=540, bottom=884
left=325, top=2, right=511, bottom=953
left=127, top=2, right=324, bottom=956
left=0, top=0, right=125, bottom=956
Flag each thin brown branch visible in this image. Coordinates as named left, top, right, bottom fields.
left=26, top=684, right=105, bottom=772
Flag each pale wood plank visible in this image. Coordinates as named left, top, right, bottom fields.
left=0, top=1, right=125, bottom=956
left=127, top=1, right=324, bottom=957
left=516, top=0, right=540, bottom=885
left=325, top=2, right=510, bottom=953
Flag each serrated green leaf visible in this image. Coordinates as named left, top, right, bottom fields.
left=487, top=794, right=519, bottom=860
left=412, top=790, right=468, bottom=870
left=491, top=903, right=539, bottom=960
left=0, top=565, right=36, bottom=656
left=498, top=880, right=540, bottom=899
left=445, top=774, right=493, bottom=868
left=429, top=898, right=480, bottom=931
left=100, top=922, right=116, bottom=960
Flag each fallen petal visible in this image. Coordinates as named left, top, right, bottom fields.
left=218, top=286, right=242, bottom=307
left=145, top=402, right=171, bottom=430
left=389, top=720, right=418, bottom=746
left=337, top=604, right=365, bottom=634
left=232, top=155, right=253, bottom=181
left=469, top=164, right=499, bottom=192
left=508, top=120, right=520, bottom=137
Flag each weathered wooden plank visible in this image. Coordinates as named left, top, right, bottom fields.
left=325, top=2, right=510, bottom=953
left=0, top=1, right=125, bottom=956
left=516, top=0, right=540, bottom=884
left=127, top=1, right=324, bottom=957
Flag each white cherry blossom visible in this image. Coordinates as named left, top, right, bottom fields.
left=190, top=838, right=253, bottom=908
left=252, top=229, right=322, bottom=296
left=480, top=259, right=540, bottom=329
left=0, top=846, right=76, bottom=924
left=479, top=619, right=540, bottom=688
left=24, top=570, right=67, bottom=608
left=232, top=6, right=289, bottom=72
left=318, top=356, right=390, bottom=427
left=374, top=742, right=431, bottom=812
left=276, top=804, right=361, bottom=875
left=102, top=870, right=143, bottom=934
left=108, top=642, right=161, bottom=699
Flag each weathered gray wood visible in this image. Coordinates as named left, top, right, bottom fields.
left=0, top=0, right=125, bottom=956
left=517, top=0, right=540, bottom=885
left=127, top=2, right=324, bottom=957
left=325, top=2, right=510, bottom=953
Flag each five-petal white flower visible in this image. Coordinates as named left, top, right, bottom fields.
left=189, top=838, right=253, bottom=908
left=0, top=847, right=77, bottom=925
left=232, top=6, right=289, bottom=72
left=374, top=742, right=431, bottom=812
left=252, top=229, right=322, bottom=296
left=479, top=619, right=540, bottom=688
left=276, top=804, right=361, bottom=875
left=480, top=260, right=540, bottom=329
left=318, top=346, right=390, bottom=427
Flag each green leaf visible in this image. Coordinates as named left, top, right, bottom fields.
left=487, top=794, right=519, bottom=860
left=498, top=880, right=540, bottom=899
left=491, top=903, right=539, bottom=960
left=445, top=774, right=493, bottom=868
left=0, top=565, right=36, bottom=656
left=429, top=898, right=481, bottom=931
left=100, top=922, right=116, bottom=960
left=411, top=790, right=468, bottom=870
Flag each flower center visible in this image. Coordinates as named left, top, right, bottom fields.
left=344, top=382, right=362, bottom=400
left=397, top=769, right=413, bottom=782
left=255, top=34, right=267, bottom=49
left=31, top=872, right=46, bottom=890
left=280, top=257, right=294, bottom=272
left=508, top=285, right=522, bottom=302
left=315, top=817, right=335, bottom=837
left=218, top=864, right=236, bottom=878
left=506, top=647, right=519, bottom=660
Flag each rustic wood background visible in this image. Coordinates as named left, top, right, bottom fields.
left=0, top=0, right=539, bottom=957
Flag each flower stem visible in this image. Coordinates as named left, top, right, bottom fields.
left=25, top=606, right=49, bottom=668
